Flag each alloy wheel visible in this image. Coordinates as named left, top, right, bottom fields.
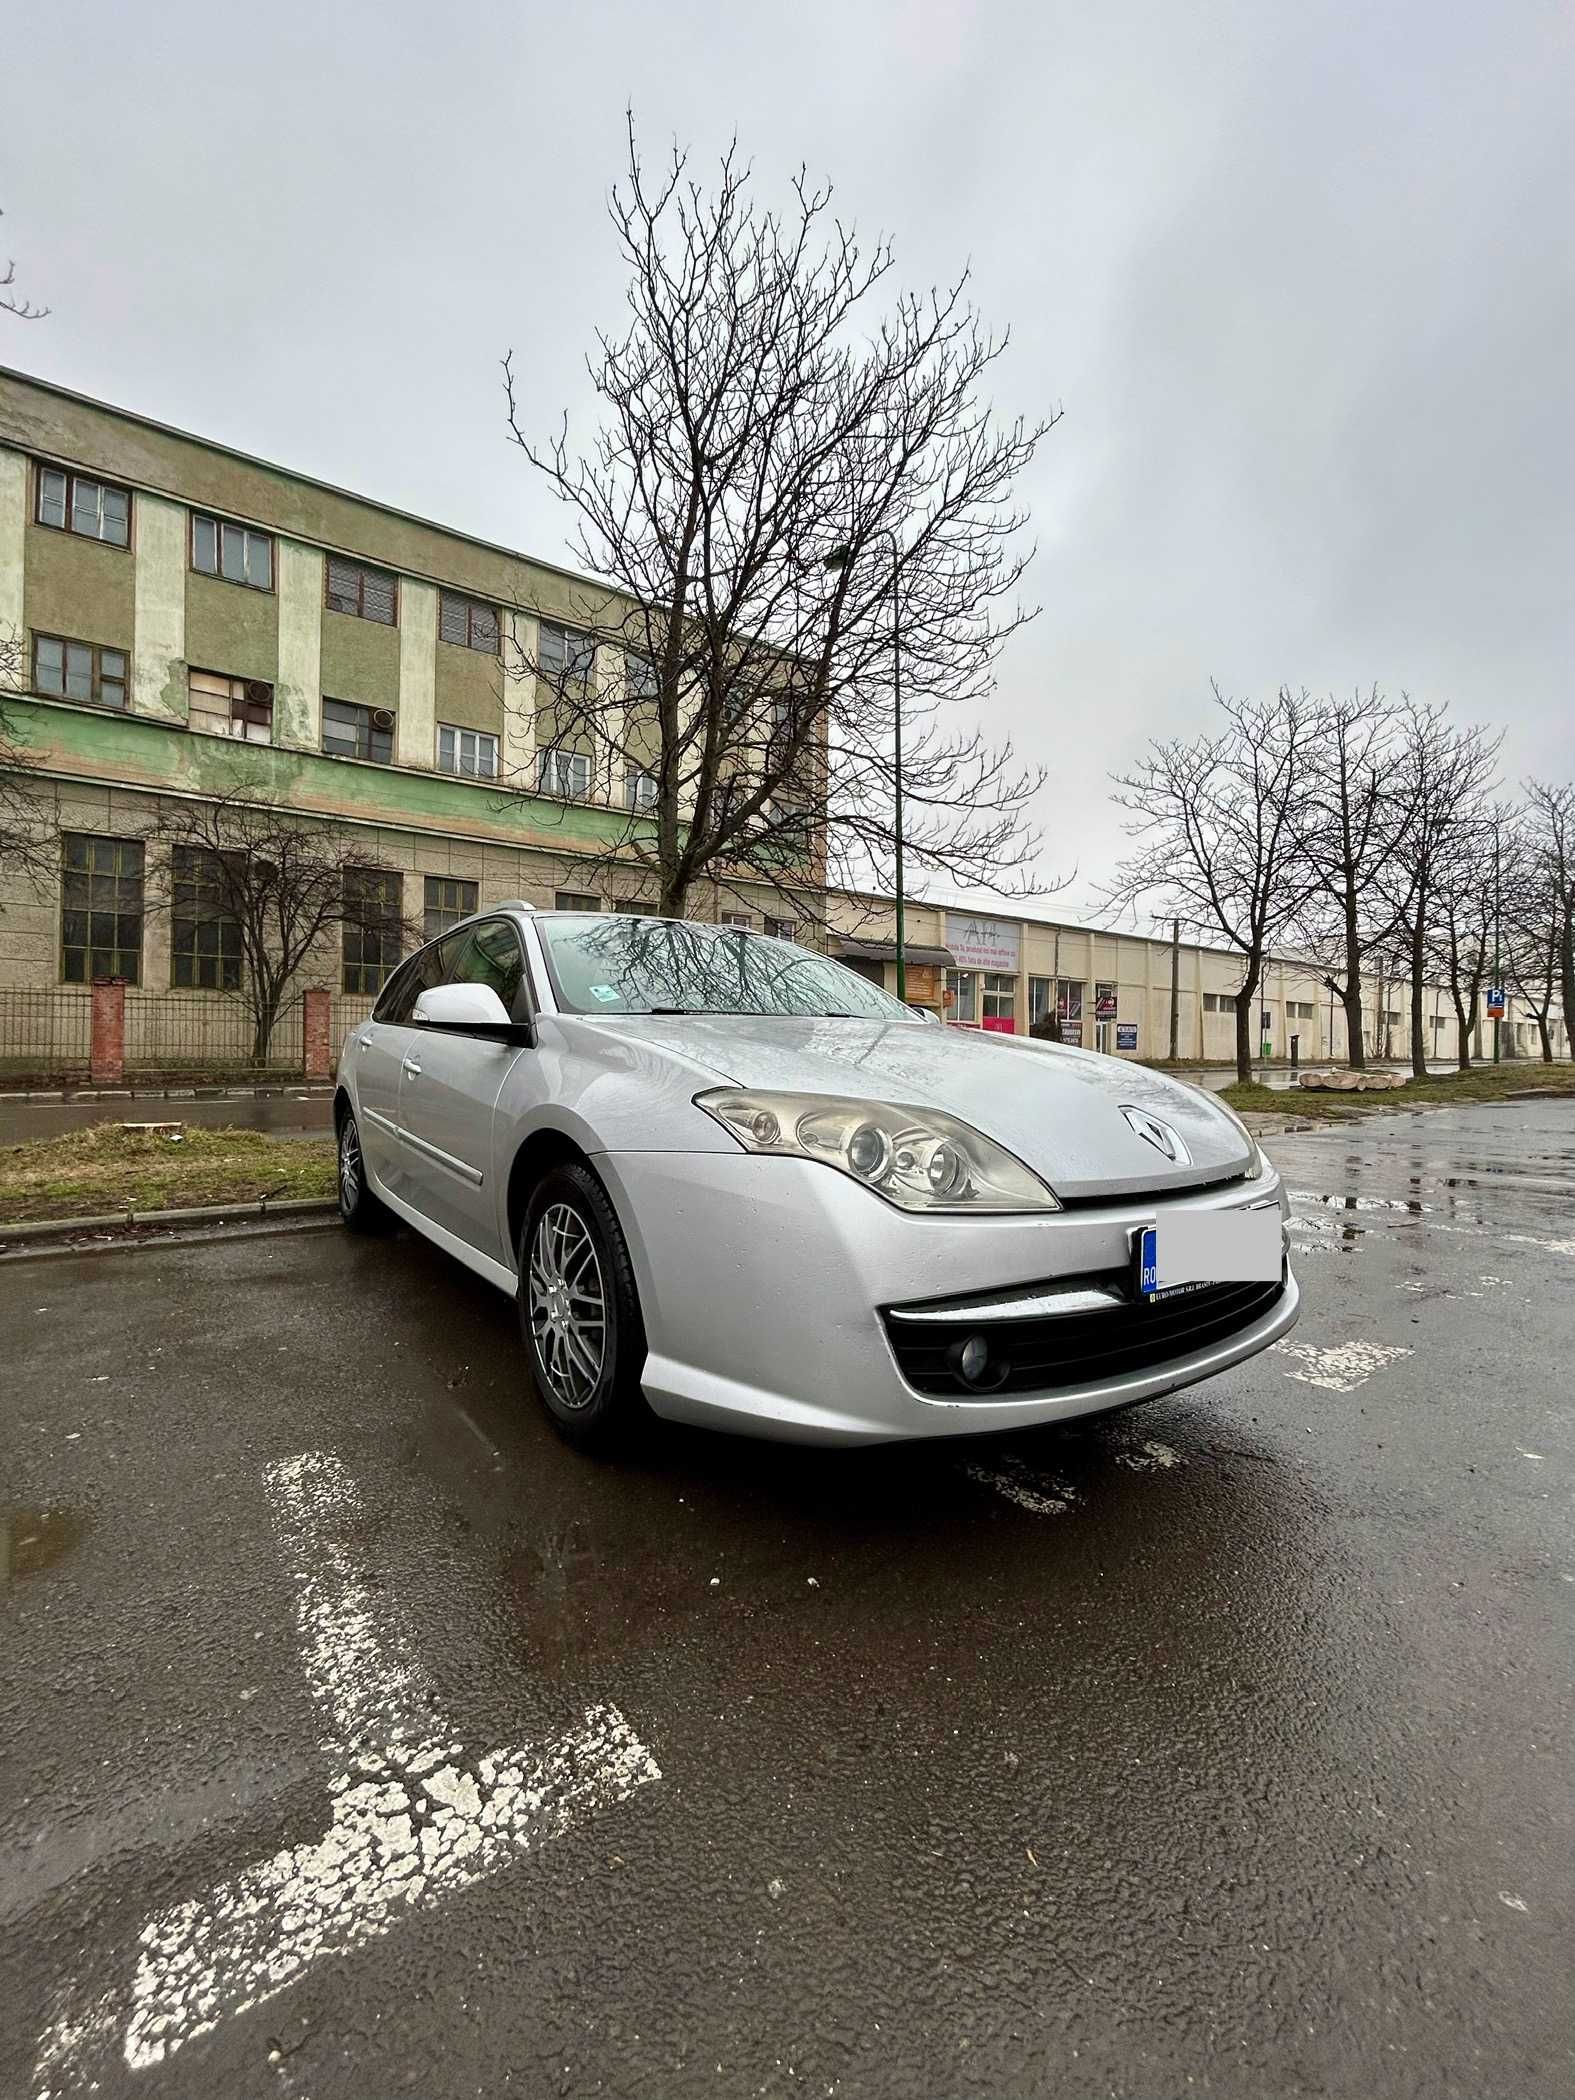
left=339, top=1117, right=361, bottom=1210
left=528, top=1202, right=607, bottom=1410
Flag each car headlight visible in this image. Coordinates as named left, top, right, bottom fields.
left=1209, top=1096, right=1265, bottom=1180
left=694, top=1090, right=1061, bottom=1214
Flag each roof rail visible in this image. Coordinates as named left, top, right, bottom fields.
left=494, top=899, right=538, bottom=913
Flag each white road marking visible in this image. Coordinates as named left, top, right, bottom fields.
left=34, top=1452, right=660, bottom=2094
left=964, top=1457, right=1077, bottom=1516
left=1114, top=1439, right=1184, bottom=1472
left=1271, top=1339, right=1412, bottom=1392
left=1498, top=1891, right=1529, bottom=1913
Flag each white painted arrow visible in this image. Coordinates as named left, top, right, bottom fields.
left=35, top=1451, right=661, bottom=2092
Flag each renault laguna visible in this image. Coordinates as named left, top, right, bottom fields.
left=334, top=908, right=1298, bottom=1448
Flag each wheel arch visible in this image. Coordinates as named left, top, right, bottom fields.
left=505, top=1125, right=598, bottom=1261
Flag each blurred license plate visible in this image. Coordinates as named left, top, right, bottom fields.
left=1137, top=1210, right=1281, bottom=1302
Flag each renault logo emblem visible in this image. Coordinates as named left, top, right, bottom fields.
left=1121, top=1105, right=1191, bottom=1165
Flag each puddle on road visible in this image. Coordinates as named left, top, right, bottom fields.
left=3, top=1507, right=84, bottom=1583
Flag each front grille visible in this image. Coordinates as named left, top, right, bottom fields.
left=882, top=1272, right=1286, bottom=1398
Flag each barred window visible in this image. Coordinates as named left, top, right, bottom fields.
left=171, top=846, right=243, bottom=990
left=342, top=869, right=403, bottom=994
left=437, top=724, right=498, bottom=779
left=61, top=834, right=144, bottom=983
left=325, top=556, right=398, bottom=624
left=191, top=513, right=273, bottom=591
left=423, top=876, right=478, bottom=942
left=33, top=634, right=127, bottom=710
left=537, top=620, right=597, bottom=691
left=36, top=465, right=130, bottom=547
left=439, top=592, right=499, bottom=653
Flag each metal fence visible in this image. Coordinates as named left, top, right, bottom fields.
left=0, top=988, right=95, bottom=1082
left=122, top=991, right=307, bottom=1074
left=0, top=985, right=387, bottom=1084
left=0, top=987, right=316, bottom=1082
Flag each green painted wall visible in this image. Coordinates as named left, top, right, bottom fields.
left=9, top=693, right=652, bottom=854
left=319, top=604, right=401, bottom=715
left=23, top=521, right=135, bottom=653
left=185, top=572, right=279, bottom=685
left=433, top=638, right=505, bottom=736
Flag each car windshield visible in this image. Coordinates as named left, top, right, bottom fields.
left=537, top=915, right=915, bottom=1021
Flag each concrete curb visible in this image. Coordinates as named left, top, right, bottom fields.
left=0, top=1195, right=337, bottom=1245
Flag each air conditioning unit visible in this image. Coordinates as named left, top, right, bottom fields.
left=244, top=680, right=273, bottom=707
left=371, top=708, right=396, bottom=730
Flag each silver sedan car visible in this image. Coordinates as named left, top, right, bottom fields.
left=334, top=907, right=1299, bottom=1449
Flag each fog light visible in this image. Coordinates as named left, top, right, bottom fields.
left=958, top=1334, right=990, bottom=1385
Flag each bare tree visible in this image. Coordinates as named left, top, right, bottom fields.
left=1291, top=688, right=1422, bottom=1071
left=1523, top=779, right=1575, bottom=1054
left=501, top=118, right=1059, bottom=923
left=151, top=778, right=416, bottom=1064
left=1105, top=684, right=1312, bottom=1082
left=0, top=626, right=56, bottom=900
left=1380, top=702, right=1500, bottom=1076
left=1427, top=804, right=1506, bottom=1070
left=1, top=208, right=48, bottom=321
left=1503, top=821, right=1562, bottom=1061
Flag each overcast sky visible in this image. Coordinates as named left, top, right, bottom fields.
left=6, top=0, right=1571, bottom=923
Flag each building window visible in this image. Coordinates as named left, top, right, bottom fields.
left=437, top=724, right=498, bottom=780
left=61, top=834, right=144, bottom=983
left=624, top=650, right=658, bottom=700
left=322, top=698, right=394, bottom=764
left=765, top=916, right=795, bottom=943
left=624, top=765, right=657, bottom=812
left=188, top=668, right=273, bottom=743
left=439, top=591, right=499, bottom=653
left=342, top=869, right=403, bottom=993
left=615, top=899, right=650, bottom=914
left=720, top=910, right=754, bottom=931
left=1288, top=999, right=1316, bottom=1021
left=191, top=513, right=273, bottom=591
left=36, top=465, right=130, bottom=547
left=554, top=890, right=600, bottom=913
left=983, top=972, right=1016, bottom=1028
left=1055, top=979, right=1084, bottom=1045
left=423, top=875, right=478, bottom=941
left=1203, top=992, right=1241, bottom=1014
left=325, top=556, right=398, bottom=625
left=1028, top=976, right=1052, bottom=1026
left=539, top=747, right=590, bottom=800
left=33, top=634, right=127, bottom=710
left=171, top=846, right=243, bottom=990
left=947, top=969, right=978, bottom=1023
left=537, top=620, right=597, bottom=693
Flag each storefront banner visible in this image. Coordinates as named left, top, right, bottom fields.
left=944, top=912, right=1021, bottom=972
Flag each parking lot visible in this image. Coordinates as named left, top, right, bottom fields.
left=3, top=1103, right=1571, bottom=2100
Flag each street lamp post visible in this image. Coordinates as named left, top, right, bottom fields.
left=825, top=538, right=905, bottom=1002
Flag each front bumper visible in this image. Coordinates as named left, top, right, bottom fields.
left=594, top=1149, right=1300, bottom=1446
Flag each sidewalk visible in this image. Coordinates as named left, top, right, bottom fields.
left=0, top=1085, right=334, bottom=1145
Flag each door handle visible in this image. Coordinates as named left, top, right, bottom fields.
left=357, top=1032, right=375, bottom=1050
left=401, top=1056, right=422, bottom=1079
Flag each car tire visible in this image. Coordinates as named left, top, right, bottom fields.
left=337, top=1105, right=392, bottom=1233
left=518, top=1162, right=648, bottom=1451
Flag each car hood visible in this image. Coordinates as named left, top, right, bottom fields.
left=589, top=1014, right=1254, bottom=1200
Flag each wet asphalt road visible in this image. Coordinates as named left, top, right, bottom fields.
left=2, top=1103, right=1571, bottom=2100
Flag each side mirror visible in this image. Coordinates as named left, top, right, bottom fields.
left=413, top=982, right=531, bottom=1043
left=909, top=1004, right=942, bottom=1025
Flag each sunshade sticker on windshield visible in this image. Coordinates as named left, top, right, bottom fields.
left=589, top=984, right=621, bottom=1003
